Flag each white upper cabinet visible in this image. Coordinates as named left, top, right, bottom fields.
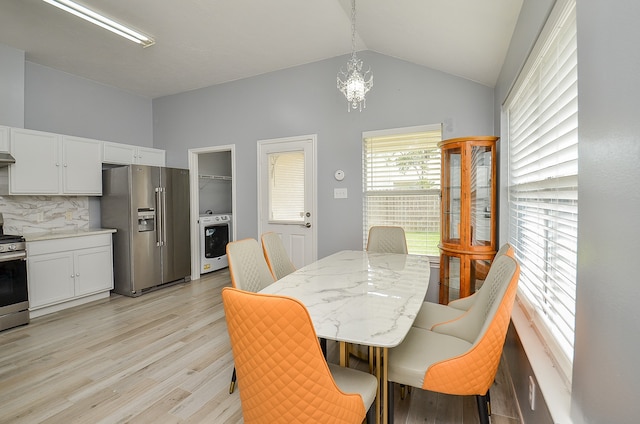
left=10, top=128, right=61, bottom=194
left=9, top=128, right=102, bottom=195
left=62, top=136, right=103, bottom=194
left=2, top=126, right=166, bottom=196
left=103, top=142, right=165, bottom=166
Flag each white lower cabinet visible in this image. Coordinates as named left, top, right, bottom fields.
left=27, top=233, right=114, bottom=317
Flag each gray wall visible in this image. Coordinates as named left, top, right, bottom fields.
left=24, top=61, right=153, bottom=146
left=496, top=0, right=640, bottom=423
left=572, top=0, right=640, bottom=422
left=0, top=43, right=25, bottom=128
left=153, top=51, right=494, bottom=257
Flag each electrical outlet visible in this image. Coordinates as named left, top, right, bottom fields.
left=65, top=211, right=73, bottom=221
left=528, top=375, right=536, bottom=410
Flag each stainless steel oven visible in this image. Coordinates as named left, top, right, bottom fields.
left=0, top=236, right=28, bottom=331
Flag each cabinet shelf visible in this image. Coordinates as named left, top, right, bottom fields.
left=199, top=174, right=231, bottom=181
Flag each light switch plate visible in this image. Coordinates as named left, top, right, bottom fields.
left=334, top=188, right=348, bottom=199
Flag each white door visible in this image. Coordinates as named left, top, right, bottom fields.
left=258, top=135, right=316, bottom=269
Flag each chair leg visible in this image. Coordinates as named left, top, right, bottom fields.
left=388, top=381, right=395, bottom=424
left=486, top=389, right=492, bottom=416
left=476, top=393, right=490, bottom=424
left=320, top=338, right=327, bottom=358
left=366, top=401, right=375, bottom=424
left=229, top=367, right=237, bottom=394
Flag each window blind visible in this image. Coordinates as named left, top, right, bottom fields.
left=505, top=0, right=577, bottom=383
left=269, top=151, right=305, bottom=222
left=363, top=127, right=442, bottom=256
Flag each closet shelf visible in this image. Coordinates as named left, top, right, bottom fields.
left=199, top=174, right=232, bottom=181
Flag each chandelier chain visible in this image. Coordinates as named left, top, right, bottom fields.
left=350, top=0, right=357, bottom=54
left=336, top=0, right=373, bottom=112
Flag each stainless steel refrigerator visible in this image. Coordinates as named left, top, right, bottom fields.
left=101, top=165, right=191, bottom=297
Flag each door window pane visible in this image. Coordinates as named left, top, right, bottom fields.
left=269, top=151, right=304, bottom=222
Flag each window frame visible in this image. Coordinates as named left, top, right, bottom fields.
left=362, top=124, right=442, bottom=257
left=503, top=0, right=577, bottom=387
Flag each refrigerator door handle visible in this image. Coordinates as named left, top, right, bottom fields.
left=161, top=187, right=168, bottom=246
left=155, top=187, right=163, bottom=246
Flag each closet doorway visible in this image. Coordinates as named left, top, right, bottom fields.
left=188, top=145, right=236, bottom=280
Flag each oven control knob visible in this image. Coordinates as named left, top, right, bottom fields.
left=8, top=244, right=15, bottom=251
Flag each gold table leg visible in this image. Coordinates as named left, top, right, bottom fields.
left=339, top=341, right=348, bottom=367
left=375, top=346, right=381, bottom=424
left=382, top=347, right=388, bottom=424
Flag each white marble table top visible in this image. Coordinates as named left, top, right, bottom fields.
left=259, top=250, right=430, bottom=348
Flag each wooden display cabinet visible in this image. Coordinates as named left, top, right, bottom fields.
left=439, top=136, right=498, bottom=304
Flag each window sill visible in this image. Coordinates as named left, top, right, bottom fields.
left=511, top=299, right=573, bottom=424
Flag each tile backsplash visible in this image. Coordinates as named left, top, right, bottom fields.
left=0, top=196, right=89, bottom=235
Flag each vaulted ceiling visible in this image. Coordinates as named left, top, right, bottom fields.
left=0, top=0, right=523, bottom=98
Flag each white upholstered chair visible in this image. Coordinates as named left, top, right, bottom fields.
left=387, top=255, right=520, bottom=424
left=366, top=226, right=408, bottom=254
left=261, top=232, right=296, bottom=280
left=412, top=243, right=515, bottom=331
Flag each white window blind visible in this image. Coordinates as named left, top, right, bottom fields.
left=505, top=0, right=577, bottom=383
left=268, top=151, right=305, bottom=222
left=363, top=126, right=442, bottom=256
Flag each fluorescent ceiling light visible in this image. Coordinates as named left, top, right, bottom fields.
left=42, top=0, right=155, bottom=47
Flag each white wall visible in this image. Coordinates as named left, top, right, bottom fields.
left=153, top=51, right=495, bottom=257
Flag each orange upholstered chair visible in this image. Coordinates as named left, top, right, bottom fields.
left=261, top=232, right=296, bottom=280
left=226, top=238, right=276, bottom=394
left=222, top=288, right=378, bottom=424
left=387, top=255, right=520, bottom=424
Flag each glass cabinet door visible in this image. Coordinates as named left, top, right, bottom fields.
left=470, top=145, right=493, bottom=247
left=442, top=146, right=461, bottom=245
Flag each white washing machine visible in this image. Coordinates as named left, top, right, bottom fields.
left=200, top=213, right=232, bottom=274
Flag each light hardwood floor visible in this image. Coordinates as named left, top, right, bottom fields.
left=0, top=269, right=521, bottom=423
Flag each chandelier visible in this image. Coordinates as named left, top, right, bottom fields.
left=337, top=0, right=373, bottom=112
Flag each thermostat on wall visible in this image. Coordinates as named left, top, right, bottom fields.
left=334, top=170, right=345, bottom=181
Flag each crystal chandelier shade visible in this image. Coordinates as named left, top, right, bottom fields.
left=337, top=0, right=372, bottom=112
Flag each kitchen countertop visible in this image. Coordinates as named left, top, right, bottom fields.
left=24, top=228, right=117, bottom=242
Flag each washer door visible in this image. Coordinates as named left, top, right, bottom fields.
left=203, top=223, right=229, bottom=259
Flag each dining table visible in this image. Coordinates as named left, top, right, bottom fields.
left=259, top=249, right=430, bottom=424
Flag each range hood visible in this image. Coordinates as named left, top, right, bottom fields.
left=0, top=153, right=15, bottom=167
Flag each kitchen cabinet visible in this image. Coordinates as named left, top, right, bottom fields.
left=439, top=136, right=498, bottom=304
left=27, top=232, right=114, bottom=318
left=8, top=128, right=102, bottom=195
left=103, top=141, right=166, bottom=166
